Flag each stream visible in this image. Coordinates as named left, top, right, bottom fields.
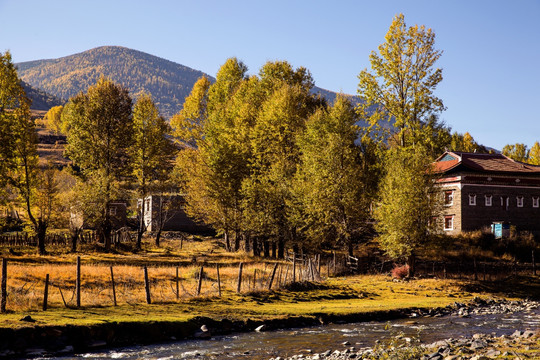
left=44, top=305, right=540, bottom=360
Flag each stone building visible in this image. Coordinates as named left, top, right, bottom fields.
left=433, top=151, right=540, bottom=235
left=139, top=194, right=209, bottom=233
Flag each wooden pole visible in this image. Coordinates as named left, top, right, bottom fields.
left=76, top=256, right=81, bottom=308
left=268, top=263, right=279, bottom=290
left=144, top=266, right=151, bottom=304
left=216, top=264, right=221, bottom=297
left=110, top=266, right=117, bottom=306
left=1, top=258, right=6, bottom=313
left=474, top=258, right=478, bottom=281
left=176, top=267, right=180, bottom=300
left=197, top=266, right=204, bottom=296
left=236, top=263, right=243, bottom=293
left=43, top=274, right=49, bottom=311
left=333, top=251, right=336, bottom=276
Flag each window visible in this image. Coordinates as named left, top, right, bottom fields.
left=444, top=190, right=454, bottom=206
left=485, top=195, right=492, bottom=207
left=146, top=200, right=150, bottom=212
left=444, top=215, right=454, bottom=231
left=533, top=197, right=539, bottom=208
left=469, top=194, right=476, bottom=206
left=517, top=196, right=524, bottom=208
left=109, top=206, right=117, bottom=216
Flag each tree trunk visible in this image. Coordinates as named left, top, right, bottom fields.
left=155, top=228, right=162, bottom=247
left=271, top=242, right=277, bottom=259
left=136, top=204, right=145, bottom=249
left=70, top=227, right=81, bottom=253
left=224, top=231, right=231, bottom=252
left=37, top=220, right=47, bottom=255
left=263, top=239, right=270, bottom=258
left=103, top=221, right=112, bottom=251
left=407, top=253, right=416, bottom=278
left=252, top=237, right=259, bottom=257
left=234, top=232, right=240, bottom=252
left=277, top=238, right=285, bottom=259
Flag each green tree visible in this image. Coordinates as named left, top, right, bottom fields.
left=1, top=51, right=55, bottom=255
left=358, top=14, right=445, bottom=148
left=63, top=78, right=133, bottom=250
left=132, top=93, right=175, bottom=247
left=502, top=143, right=529, bottom=162
left=293, top=95, right=372, bottom=255
left=374, top=147, right=441, bottom=277
left=528, top=141, right=540, bottom=165
left=44, top=105, right=64, bottom=134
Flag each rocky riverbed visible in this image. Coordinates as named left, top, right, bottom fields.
left=272, top=298, right=540, bottom=360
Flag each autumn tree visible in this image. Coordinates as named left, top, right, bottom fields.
left=293, top=95, right=372, bottom=255
left=63, top=78, right=133, bottom=250
left=132, top=93, right=175, bottom=247
left=502, top=143, right=529, bottom=162
left=44, top=105, right=63, bottom=134
left=0, top=51, right=58, bottom=254
left=528, top=142, right=540, bottom=165
left=358, top=13, right=445, bottom=149
left=374, top=146, right=441, bottom=276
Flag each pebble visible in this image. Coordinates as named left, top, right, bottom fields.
left=274, top=299, right=540, bottom=360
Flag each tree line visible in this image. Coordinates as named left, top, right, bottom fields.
left=1, top=14, right=496, bottom=275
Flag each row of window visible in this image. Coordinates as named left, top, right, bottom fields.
left=444, top=190, right=540, bottom=208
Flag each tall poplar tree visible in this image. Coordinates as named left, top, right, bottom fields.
left=132, top=93, right=175, bottom=247
left=293, top=96, right=372, bottom=254
left=63, top=78, right=133, bottom=250
left=358, top=13, right=445, bottom=148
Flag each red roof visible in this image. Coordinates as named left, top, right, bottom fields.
left=433, top=151, right=540, bottom=175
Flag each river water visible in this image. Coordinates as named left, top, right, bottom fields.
left=46, top=307, right=540, bottom=360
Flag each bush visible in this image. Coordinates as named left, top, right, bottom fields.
left=391, top=264, right=409, bottom=279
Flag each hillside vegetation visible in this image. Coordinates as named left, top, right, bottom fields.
left=16, top=46, right=209, bottom=118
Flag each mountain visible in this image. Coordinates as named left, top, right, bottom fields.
left=16, top=46, right=359, bottom=118
left=21, top=81, right=64, bottom=111
left=16, top=46, right=209, bottom=118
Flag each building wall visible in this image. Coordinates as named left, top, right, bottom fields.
left=460, top=184, right=540, bottom=232
left=441, top=184, right=462, bottom=235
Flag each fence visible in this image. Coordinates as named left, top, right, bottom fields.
left=0, top=229, right=131, bottom=247
left=0, top=255, right=327, bottom=313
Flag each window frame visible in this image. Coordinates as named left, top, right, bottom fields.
left=444, top=215, right=454, bottom=231
left=485, top=194, right=492, bottom=207
left=444, top=190, right=454, bottom=206
left=533, top=196, right=539, bottom=208
left=469, top=194, right=476, bottom=206
left=517, top=196, right=524, bottom=208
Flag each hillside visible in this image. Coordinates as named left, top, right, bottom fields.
left=21, top=81, right=64, bottom=110
left=16, top=46, right=209, bottom=118
left=16, top=46, right=358, bottom=117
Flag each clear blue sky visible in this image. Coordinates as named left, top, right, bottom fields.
left=1, top=0, right=539, bottom=150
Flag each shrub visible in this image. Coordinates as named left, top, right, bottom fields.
left=391, top=264, right=409, bottom=279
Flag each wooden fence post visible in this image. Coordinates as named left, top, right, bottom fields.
left=236, top=263, right=243, bottom=293
left=268, top=263, right=279, bottom=290
left=1, top=258, right=6, bottom=313
left=144, top=266, right=151, bottom=304
left=43, top=274, right=49, bottom=311
left=216, top=264, right=221, bottom=298
left=110, top=266, right=117, bottom=306
left=197, top=266, right=204, bottom=296
left=474, top=258, right=478, bottom=281
left=76, top=256, right=81, bottom=308
left=333, top=251, right=336, bottom=276
left=253, top=269, right=257, bottom=290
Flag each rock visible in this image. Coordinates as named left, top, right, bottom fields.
left=485, top=349, right=501, bottom=357
left=342, top=341, right=350, bottom=346
left=522, top=330, right=535, bottom=338
left=255, top=324, right=266, bottom=332
left=427, top=352, right=443, bottom=360
left=470, top=339, right=487, bottom=350
left=200, top=324, right=209, bottom=332
left=511, top=330, right=523, bottom=338
left=20, top=315, right=36, bottom=322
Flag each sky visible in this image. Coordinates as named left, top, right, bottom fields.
left=1, top=0, right=539, bottom=151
